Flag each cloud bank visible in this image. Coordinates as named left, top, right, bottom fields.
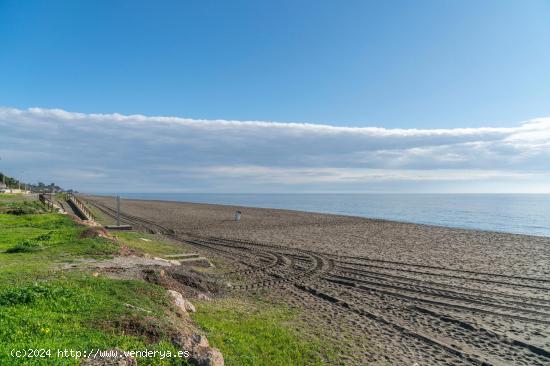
left=0, top=107, right=549, bottom=192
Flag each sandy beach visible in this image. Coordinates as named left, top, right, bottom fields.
left=86, top=195, right=550, bottom=365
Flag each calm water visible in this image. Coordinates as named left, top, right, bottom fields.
left=114, top=193, right=550, bottom=237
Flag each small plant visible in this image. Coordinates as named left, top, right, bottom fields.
left=6, top=207, right=29, bottom=215
left=5, top=240, right=43, bottom=253
left=33, top=232, right=52, bottom=242
left=5, top=233, right=51, bottom=253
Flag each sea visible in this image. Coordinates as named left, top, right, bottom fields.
left=113, top=193, right=550, bottom=237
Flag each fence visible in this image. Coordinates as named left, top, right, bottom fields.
left=38, top=193, right=65, bottom=213
left=64, top=193, right=95, bottom=221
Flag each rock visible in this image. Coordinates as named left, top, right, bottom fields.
left=167, top=290, right=185, bottom=310
left=191, top=347, right=224, bottom=366
left=81, top=348, right=137, bottom=365
left=167, top=290, right=196, bottom=313
left=173, top=333, right=224, bottom=366
left=185, top=334, right=209, bottom=348
left=185, top=299, right=196, bottom=312
left=197, top=293, right=211, bottom=301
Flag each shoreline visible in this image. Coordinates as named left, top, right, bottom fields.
left=85, top=194, right=550, bottom=278
left=88, top=193, right=550, bottom=239
left=83, top=193, right=550, bottom=365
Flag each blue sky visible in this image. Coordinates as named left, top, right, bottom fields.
left=2, top=0, right=549, bottom=127
left=1, top=1, right=549, bottom=192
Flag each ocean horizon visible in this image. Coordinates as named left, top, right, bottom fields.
left=93, top=193, right=550, bottom=237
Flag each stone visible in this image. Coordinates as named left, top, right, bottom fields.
left=184, top=299, right=196, bottom=313
left=167, top=290, right=196, bottom=313
left=191, top=347, right=224, bottom=366
left=197, top=293, right=211, bottom=301
left=173, top=333, right=224, bottom=366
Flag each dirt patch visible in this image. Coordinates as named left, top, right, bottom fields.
left=106, top=314, right=176, bottom=344
left=144, top=267, right=223, bottom=299
left=80, top=227, right=113, bottom=239
left=119, top=243, right=141, bottom=257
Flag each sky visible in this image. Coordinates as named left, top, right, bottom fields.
left=0, top=0, right=549, bottom=193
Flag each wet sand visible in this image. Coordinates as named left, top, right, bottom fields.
left=86, top=195, right=550, bottom=365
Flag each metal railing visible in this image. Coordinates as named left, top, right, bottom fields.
left=38, top=193, right=65, bottom=213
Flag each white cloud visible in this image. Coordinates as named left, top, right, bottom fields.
left=0, top=107, right=549, bottom=192
left=195, top=166, right=539, bottom=184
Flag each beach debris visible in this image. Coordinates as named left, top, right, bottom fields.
left=234, top=210, right=241, bottom=221
left=173, top=333, right=224, bottom=366
left=167, top=290, right=196, bottom=313
left=81, top=348, right=137, bottom=365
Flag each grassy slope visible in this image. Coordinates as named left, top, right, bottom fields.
left=113, top=232, right=183, bottom=257
left=0, top=199, right=185, bottom=365
left=1, top=196, right=337, bottom=365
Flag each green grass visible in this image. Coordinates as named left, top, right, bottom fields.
left=0, top=193, right=28, bottom=201
left=112, top=232, right=183, bottom=257
left=0, top=197, right=190, bottom=365
left=84, top=203, right=116, bottom=226
left=0, top=277, right=189, bottom=365
left=0, top=199, right=45, bottom=215
left=0, top=212, right=117, bottom=283
left=192, top=298, right=338, bottom=366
